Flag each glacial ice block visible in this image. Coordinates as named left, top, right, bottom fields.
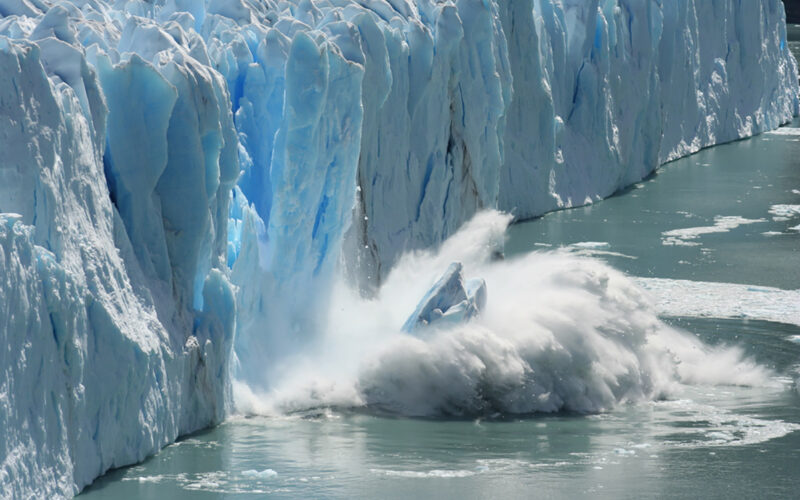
left=402, top=262, right=487, bottom=333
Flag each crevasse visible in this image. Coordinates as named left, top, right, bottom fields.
left=0, top=0, right=797, bottom=497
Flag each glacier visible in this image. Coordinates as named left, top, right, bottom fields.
left=0, top=0, right=798, bottom=497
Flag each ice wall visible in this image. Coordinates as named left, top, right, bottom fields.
left=0, top=0, right=798, bottom=497
left=0, top=9, right=236, bottom=499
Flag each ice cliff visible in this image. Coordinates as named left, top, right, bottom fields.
left=0, top=0, right=798, bottom=497
left=0, top=21, right=236, bottom=499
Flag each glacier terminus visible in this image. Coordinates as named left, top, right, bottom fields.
left=0, top=0, right=798, bottom=497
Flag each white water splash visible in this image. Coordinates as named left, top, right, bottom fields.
left=234, top=212, right=773, bottom=417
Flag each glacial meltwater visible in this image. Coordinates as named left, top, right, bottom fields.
left=80, top=121, right=800, bottom=498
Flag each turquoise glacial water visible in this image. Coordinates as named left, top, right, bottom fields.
left=81, top=123, right=800, bottom=498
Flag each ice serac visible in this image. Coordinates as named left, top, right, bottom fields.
left=0, top=0, right=799, bottom=497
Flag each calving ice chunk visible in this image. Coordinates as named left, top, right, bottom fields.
left=0, top=0, right=798, bottom=498
left=402, top=262, right=487, bottom=333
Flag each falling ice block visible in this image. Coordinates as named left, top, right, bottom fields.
left=403, top=262, right=487, bottom=333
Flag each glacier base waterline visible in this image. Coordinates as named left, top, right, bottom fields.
left=0, top=0, right=798, bottom=497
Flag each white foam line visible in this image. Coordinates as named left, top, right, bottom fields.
left=635, top=278, right=800, bottom=327
left=570, top=241, right=610, bottom=249
left=766, top=127, right=800, bottom=135
left=370, top=468, right=476, bottom=478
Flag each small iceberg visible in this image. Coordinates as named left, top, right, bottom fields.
left=402, top=263, right=487, bottom=333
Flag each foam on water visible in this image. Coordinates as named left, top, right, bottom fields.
left=370, top=469, right=477, bottom=479
left=564, top=243, right=638, bottom=260
left=649, top=396, right=800, bottom=448
left=768, top=204, right=800, bottom=219
left=234, top=212, right=774, bottom=418
left=570, top=242, right=612, bottom=249
left=661, top=216, right=766, bottom=246
left=122, top=470, right=280, bottom=495
left=766, top=127, right=800, bottom=135
left=636, top=278, right=800, bottom=327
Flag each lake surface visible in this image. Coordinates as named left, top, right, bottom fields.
left=82, top=122, right=800, bottom=498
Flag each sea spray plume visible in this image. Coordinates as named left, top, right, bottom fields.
left=234, top=211, right=772, bottom=417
